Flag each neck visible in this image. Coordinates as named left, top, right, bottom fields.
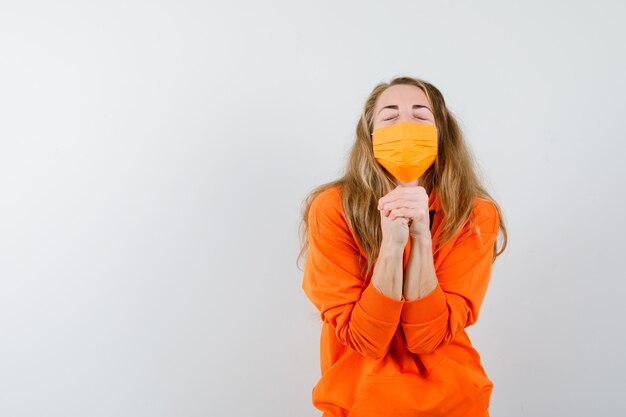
left=395, top=177, right=420, bottom=187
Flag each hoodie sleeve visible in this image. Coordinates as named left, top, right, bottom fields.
left=400, top=200, right=499, bottom=355
left=302, top=189, right=404, bottom=359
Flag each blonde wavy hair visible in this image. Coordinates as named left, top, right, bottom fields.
left=297, top=76, right=508, bottom=278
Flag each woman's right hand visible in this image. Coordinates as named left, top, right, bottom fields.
left=379, top=207, right=410, bottom=249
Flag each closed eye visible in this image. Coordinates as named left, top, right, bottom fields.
left=383, top=115, right=428, bottom=121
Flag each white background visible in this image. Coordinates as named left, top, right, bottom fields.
left=1, top=1, right=625, bottom=416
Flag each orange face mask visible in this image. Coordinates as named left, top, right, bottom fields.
left=372, top=121, right=438, bottom=182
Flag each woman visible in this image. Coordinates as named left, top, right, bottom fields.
left=298, top=76, right=508, bottom=417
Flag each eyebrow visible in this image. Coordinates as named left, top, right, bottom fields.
left=377, top=104, right=433, bottom=115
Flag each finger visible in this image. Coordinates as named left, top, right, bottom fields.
left=379, top=193, right=419, bottom=210
left=380, top=195, right=428, bottom=211
left=378, top=186, right=426, bottom=209
left=389, top=208, right=408, bottom=220
left=389, top=208, right=414, bottom=220
left=380, top=197, right=424, bottom=212
left=389, top=208, right=424, bottom=221
left=378, top=186, right=408, bottom=207
left=390, top=212, right=413, bottom=222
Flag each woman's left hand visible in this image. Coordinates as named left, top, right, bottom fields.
left=378, top=185, right=431, bottom=238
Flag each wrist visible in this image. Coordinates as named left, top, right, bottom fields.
left=409, top=234, right=432, bottom=248
left=380, top=238, right=406, bottom=254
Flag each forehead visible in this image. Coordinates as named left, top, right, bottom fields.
left=375, top=84, right=430, bottom=111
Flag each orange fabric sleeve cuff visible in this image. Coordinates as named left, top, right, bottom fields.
left=400, top=283, right=447, bottom=324
left=357, top=280, right=404, bottom=324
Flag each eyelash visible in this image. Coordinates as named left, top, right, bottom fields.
left=383, top=115, right=427, bottom=121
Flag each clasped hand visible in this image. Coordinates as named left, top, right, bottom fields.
left=377, top=185, right=431, bottom=246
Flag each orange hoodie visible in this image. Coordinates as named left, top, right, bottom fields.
left=302, top=185, right=500, bottom=417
